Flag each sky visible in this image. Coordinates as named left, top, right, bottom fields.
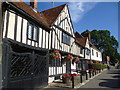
left=25, top=1, right=119, bottom=51
left=36, top=2, right=118, bottom=40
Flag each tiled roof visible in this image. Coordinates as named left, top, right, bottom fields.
left=75, top=32, right=87, bottom=47
left=75, top=32, right=84, bottom=38
left=75, top=38, right=87, bottom=47
left=39, top=4, right=66, bottom=27
left=9, top=1, right=50, bottom=31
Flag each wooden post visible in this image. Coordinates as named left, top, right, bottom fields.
left=80, top=73, right=82, bottom=83
left=92, top=71, right=94, bottom=76
left=86, top=72, right=88, bottom=80
left=71, top=76, right=74, bottom=88
left=95, top=70, right=96, bottom=75
left=89, top=71, right=91, bottom=78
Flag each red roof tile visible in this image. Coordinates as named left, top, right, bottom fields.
left=75, top=32, right=87, bottom=47
left=75, top=38, right=87, bottom=47
left=39, top=4, right=66, bottom=27
left=9, top=1, right=50, bottom=31
left=75, top=32, right=84, bottom=38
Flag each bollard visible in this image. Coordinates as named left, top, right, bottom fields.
left=89, top=71, right=91, bottom=78
left=71, top=76, right=74, bottom=88
left=95, top=70, right=96, bottom=75
left=80, top=73, right=83, bottom=83
left=86, top=72, right=88, bottom=80
left=92, top=71, right=94, bottom=76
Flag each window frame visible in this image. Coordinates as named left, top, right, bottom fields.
left=92, top=49, right=94, bottom=56
left=96, top=52, right=98, bottom=57
left=27, top=22, right=39, bottom=42
left=80, top=47, right=83, bottom=54
left=62, top=32, right=71, bottom=45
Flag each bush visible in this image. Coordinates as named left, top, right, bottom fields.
left=92, top=63, right=107, bottom=70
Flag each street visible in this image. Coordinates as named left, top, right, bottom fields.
left=79, top=68, right=120, bottom=88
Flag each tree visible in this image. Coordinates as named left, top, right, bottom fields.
left=81, top=30, right=119, bottom=64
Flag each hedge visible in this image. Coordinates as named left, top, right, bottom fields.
left=92, top=63, right=107, bottom=70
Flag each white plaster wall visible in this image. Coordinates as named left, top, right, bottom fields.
left=7, top=12, right=15, bottom=40
left=91, top=47, right=102, bottom=61
left=85, top=38, right=90, bottom=60
left=16, top=16, right=22, bottom=42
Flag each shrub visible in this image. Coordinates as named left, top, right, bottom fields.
left=92, top=63, right=107, bottom=70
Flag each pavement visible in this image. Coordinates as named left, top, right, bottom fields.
left=79, top=68, right=120, bottom=89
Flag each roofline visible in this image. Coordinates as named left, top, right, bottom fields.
left=50, top=4, right=67, bottom=27
left=75, top=40, right=85, bottom=48
left=75, top=32, right=85, bottom=38
left=6, top=2, right=51, bottom=32
left=51, top=4, right=75, bottom=37
left=66, top=4, right=76, bottom=36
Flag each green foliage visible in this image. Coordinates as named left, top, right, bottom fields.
left=81, top=30, right=119, bottom=64
left=92, top=63, right=107, bottom=70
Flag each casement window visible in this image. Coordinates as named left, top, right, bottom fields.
left=27, top=23, right=39, bottom=42
left=80, top=47, right=83, bottom=54
left=92, top=49, right=94, bottom=56
left=86, top=49, right=90, bottom=55
left=96, top=52, right=98, bottom=57
left=49, top=59, right=62, bottom=67
left=62, top=32, right=71, bottom=45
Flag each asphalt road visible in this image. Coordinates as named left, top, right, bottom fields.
left=79, top=68, right=120, bottom=89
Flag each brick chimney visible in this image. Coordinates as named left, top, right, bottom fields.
left=82, top=32, right=91, bottom=40
left=88, top=32, right=91, bottom=40
left=30, top=0, right=38, bottom=12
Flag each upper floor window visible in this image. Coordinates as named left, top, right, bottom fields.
left=86, top=49, right=90, bottom=55
left=27, top=23, right=39, bottom=42
left=80, top=47, right=83, bottom=54
left=92, top=49, right=94, bottom=56
left=62, top=32, right=71, bottom=45
left=96, top=52, right=98, bottom=57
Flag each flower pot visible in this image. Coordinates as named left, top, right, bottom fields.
left=62, top=78, right=70, bottom=83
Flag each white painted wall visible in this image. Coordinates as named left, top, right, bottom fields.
left=84, top=38, right=91, bottom=60
left=91, top=47, right=102, bottom=61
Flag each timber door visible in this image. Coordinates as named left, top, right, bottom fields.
left=66, top=61, right=71, bottom=74
left=2, top=40, right=49, bottom=89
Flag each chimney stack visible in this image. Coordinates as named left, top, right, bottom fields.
left=30, top=0, right=38, bottom=12
left=88, top=32, right=91, bottom=40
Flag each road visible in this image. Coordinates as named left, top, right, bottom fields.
left=79, top=68, right=120, bottom=89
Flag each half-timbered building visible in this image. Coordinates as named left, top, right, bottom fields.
left=40, top=4, right=84, bottom=83
left=81, top=32, right=102, bottom=63
left=2, top=1, right=51, bottom=88
left=75, top=32, right=103, bottom=70
left=1, top=0, right=102, bottom=89
left=75, top=32, right=91, bottom=70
